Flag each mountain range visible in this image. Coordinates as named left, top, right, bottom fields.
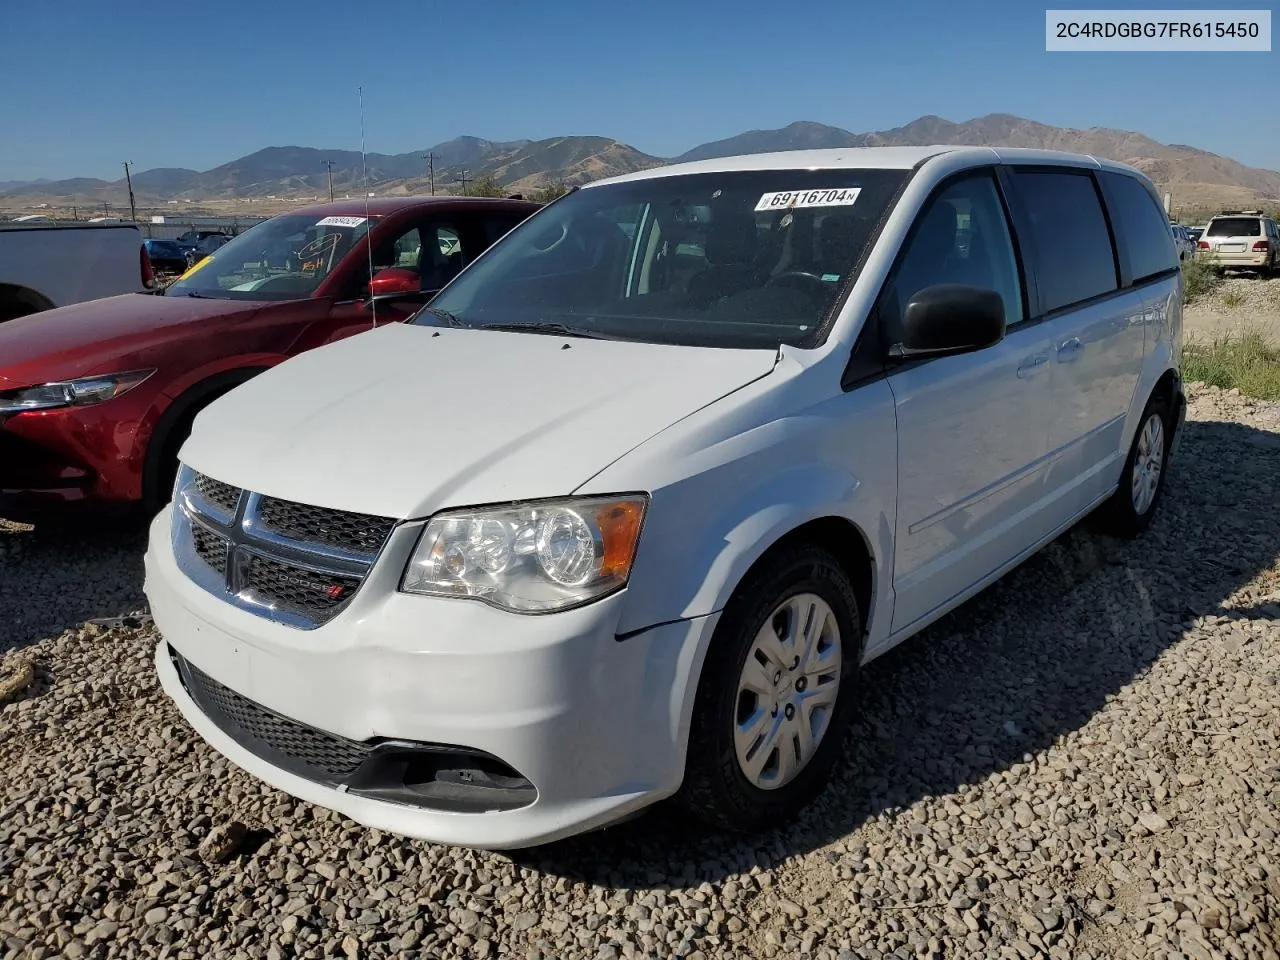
left=4, top=114, right=1278, bottom=210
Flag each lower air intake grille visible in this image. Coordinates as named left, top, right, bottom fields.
left=173, top=649, right=371, bottom=781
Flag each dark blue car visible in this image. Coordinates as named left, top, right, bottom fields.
left=143, top=239, right=189, bottom=275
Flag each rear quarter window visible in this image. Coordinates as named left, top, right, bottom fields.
left=1008, top=169, right=1119, bottom=315
left=1098, top=171, right=1179, bottom=283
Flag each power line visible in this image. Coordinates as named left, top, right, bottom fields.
left=454, top=169, right=472, bottom=196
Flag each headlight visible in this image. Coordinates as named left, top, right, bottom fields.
left=401, top=495, right=648, bottom=613
left=0, top=369, right=155, bottom=414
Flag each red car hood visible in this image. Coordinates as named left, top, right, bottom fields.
left=0, top=293, right=268, bottom=390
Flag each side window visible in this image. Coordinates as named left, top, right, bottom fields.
left=1098, top=171, right=1178, bottom=282
left=882, top=174, right=1023, bottom=336
left=370, top=226, right=423, bottom=275
left=483, top=214, right=528, bottom=246
left=1009, top=170, right=1118, bottom=314
left=417, top=220, right=467, bottom=291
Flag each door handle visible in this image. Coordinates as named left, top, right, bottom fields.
left=1056, top=337, right=1083, bottom=361
left=1016, top=355, right=1049, bottom=379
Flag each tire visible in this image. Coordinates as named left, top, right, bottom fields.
left=0, top=303, right=36, bottom=324
left=1095, top=394, right=1172, bottom=539
left=679, top=544, right=863, bottom=834
left=141, top=372, right=261, bottom=515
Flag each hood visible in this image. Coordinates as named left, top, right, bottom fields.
left=0, top=293, right=267, bottom=389
left=180, top=323, right=778, bottom=519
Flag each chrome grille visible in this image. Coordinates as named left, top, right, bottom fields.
left=190, top=523, right=229, bottom=576
left=243, top=554, right=361, bottom=619
left=257, top=498, right=395, bottom=556
left=194, top=473, right=242, bottom=516
left=171, top=466, right=397, bottom=629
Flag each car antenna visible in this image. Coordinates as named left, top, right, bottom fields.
left=359, top=86, right=376, bottom=329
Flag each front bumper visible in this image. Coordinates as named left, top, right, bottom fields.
left=144, top=509, right=717, bottom=849
left=0, top=393, right=154, bottom=516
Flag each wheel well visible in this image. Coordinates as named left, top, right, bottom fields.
left=1151, top=368, right=1184, bottom=441
left=142, top=367, right=268, bottom=508
left=744, top=517, right=876, bottom=635
left=0, top=283, right=54, bottom=321
left=1152, top=368, right=1179, bottom=409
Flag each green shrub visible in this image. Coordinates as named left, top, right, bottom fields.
left=1181, top=257, right=1222, bottom=303
left=1183, top=331, right=1280, bottom=400
left=529, top=182, right=570, bottom=205
left=463, top=174, right=507, bottom=198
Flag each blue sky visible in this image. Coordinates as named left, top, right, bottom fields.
left=1, top=0, right=1276, bottom=181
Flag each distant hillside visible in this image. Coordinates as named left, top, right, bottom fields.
left=675, top=121, right=862, bottom=163
left=3, top=114, right=1277, bottom=211
left=681, top=114, right=1280, bottom=201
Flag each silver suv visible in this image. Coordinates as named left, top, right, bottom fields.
left=1196, top=212, right=1279, bottom=275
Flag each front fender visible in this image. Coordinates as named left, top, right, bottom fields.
left=614, top=458, right=889, bottom=639
left=589, top=379, right=900, bottom=644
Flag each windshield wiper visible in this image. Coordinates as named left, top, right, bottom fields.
left=419, top=306, right=467, bottom=328
left=479, top=321, right=610, bottom=340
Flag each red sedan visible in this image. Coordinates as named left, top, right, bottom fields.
left=0, top=196, right=541, bottom=523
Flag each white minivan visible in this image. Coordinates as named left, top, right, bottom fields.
left=144, top=146, right=1186, bottom=850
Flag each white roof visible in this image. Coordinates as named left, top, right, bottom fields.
left=591, top=145, right=1146, bottom=187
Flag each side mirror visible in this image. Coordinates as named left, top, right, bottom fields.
left=365, top=267, right=429, bottom=310
left=889, top=284, right=1006, bottom=360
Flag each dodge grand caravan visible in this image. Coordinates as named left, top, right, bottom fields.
left=144, top=146, right=1186, bottom=849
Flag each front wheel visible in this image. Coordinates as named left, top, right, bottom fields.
left=1095, top=395, right=1172, bottom=539
left=679, top=544, right=862, bottom=834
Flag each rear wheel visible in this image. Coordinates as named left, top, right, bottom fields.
left=679, top=544, right=862, bottom=833
left=1095, top=394, right=1172, bottom=539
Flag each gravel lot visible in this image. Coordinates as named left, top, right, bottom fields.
left=2, top=385, right=1278, bottom=960
left=1184, top=276, right=1280, bottom=346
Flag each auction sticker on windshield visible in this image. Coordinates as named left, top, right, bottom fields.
left=755, top=187, right=862, bottom=211
left=315, top=216, right=367, bottom=228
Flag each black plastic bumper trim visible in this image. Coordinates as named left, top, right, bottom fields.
left=168, top=645, right=537, bottom=813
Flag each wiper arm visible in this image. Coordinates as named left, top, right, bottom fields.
left=417, top=306, right=467, bottom=328
left=479, top=321, right=610, bottom=340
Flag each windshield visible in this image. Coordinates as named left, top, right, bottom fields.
left=1206, top=217, right=1262, bottom=237
left=417, top=169, right=909, bottom=349
left=166, top=213, right=378, bottom=300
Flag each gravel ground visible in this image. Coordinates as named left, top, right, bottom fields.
left=1184, top=276, right=1280, bottom=346
left=1, top=385, right=1278, bottom=960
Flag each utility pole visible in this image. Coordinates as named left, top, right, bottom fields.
left=122, top=161, right=138, bottom=223
left=422, top=152, right=435, bottom=195
left=323, top=160, right=336, bottom=202
left=454, top=169, right=472, bottom=196
left=102, top=202, right=110, bottom=219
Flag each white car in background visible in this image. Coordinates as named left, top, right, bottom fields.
left=1195, top=212, right=1280, bottom=275
left=145, top=145, right=1186, bottom=849
left=0, top=220, right=155, bottom=321
left=1169, top=222, right=1195, bottom=261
